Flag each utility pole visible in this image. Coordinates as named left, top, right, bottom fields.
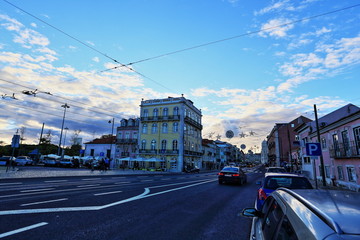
left=314, top=104, right=326, bottom=187
left=58, top=103, right=70, bottom=156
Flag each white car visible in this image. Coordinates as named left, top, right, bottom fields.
left=15, top=156, right=33, bottom=166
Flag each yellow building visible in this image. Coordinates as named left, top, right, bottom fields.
left=139, top=96, right=203, bottom=172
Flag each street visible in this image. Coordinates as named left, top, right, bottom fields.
left=0, top=169, right=263, bottom=240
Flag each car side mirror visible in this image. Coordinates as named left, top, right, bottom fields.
left=241, top=208, right=263, bottom=218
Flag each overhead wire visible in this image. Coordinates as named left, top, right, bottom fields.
left=103, top=3, right=360, bottom=70
left=2, top=0, right=175, bottom=92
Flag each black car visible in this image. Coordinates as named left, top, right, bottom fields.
left=218, top=166, right=247, bottom=185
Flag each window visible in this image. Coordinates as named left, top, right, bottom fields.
left=125, top=132, right=130, bottom=139
left=133, top=132, right=137, bottom=139
left=262, top=199, right=284, bottom=239
left=173, top=122, right=179, bottom=133
left=325, top=166, right=330, bottom=178
left=172, top=140, right=178, bottom=150
left=142, top=124, right=147, bottom=134
left=151, top=140, right=156, bottom=150
left=161, top=140, right=167, bottom=151
left=121, top=120, right=126, bottom=127
left=354, top=127, right=360, bottom=155
left=141, top=140, right=146, bottom=150
left=342, top=130, right=350, bottom=153
left=321, top=137, right=327, bottom=149
left=303, top=156, right=310, bottom=164
left=347, top=166, right=356, bottom=182
left=173, top=107, right=179, bottom=116
left=152, top=123, right=158, bottom=134
left=162, top=123, right=168, bottom=133
left=163, top=108, right=168, bottom=116
left=118, top=132, right=122, bottom=139
left=276, top=215, right=298, bottom=240
left=143, top=109, right=148, bottom=117
left=153, top=108, right=158, bottom=117
left=337, top=166, right=344, bottom=180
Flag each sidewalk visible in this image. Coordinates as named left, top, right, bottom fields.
left=0, top=166, right=183, bottom=179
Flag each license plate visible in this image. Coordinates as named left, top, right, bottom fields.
left=225, top=174, right=232, bottom=177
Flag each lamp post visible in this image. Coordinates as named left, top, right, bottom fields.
left=58, top=103, right=70, bottom=156
left=108, top=118, right=115, bottom=159
left=62, top=127, right=69, bottom=156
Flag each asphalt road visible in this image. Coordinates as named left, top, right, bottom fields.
left=0, top=170, right=264, bottom=240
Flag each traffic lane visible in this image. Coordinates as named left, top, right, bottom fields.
left=0, top=175, right=217, bottom=211
left=0, top=173, right=262, bottom=240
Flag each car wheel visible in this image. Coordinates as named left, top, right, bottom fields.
left=218, top=180, right=223, bottom=184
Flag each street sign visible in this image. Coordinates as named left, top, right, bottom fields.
left=11, top=134, right=20, bottom=148
left=305, top=143, right=322, bottom=156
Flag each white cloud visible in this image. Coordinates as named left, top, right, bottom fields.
left=92, top=57, right=100, bottom=63
left=259, top=18, right=294, bottom=38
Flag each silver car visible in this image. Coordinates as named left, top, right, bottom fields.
left=242, top=188, right=360, bottom=239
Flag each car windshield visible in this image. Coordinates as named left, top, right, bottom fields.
left=265, top=177, right=312, bottom=190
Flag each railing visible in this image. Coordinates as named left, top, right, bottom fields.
left=184, top=150, right=203, bottom=156
left=139, top=149, right=158, bottom=154
left=141, top=115, right=180, bottom=122
left=184, top=116, right=203, bottom=130
left=329, top=141, right=360, bottom=158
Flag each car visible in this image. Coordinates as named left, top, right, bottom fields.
left=265, top=167, right=287, bottom=174
left=0, top=156, right=15, bottom=166
left=185, top=166, right=200, bottom=173
left=59, top=158, right=74, bottom=167
left=242, top=188, right=360, bottom=240
left=218, top=166, right=247, bottom=185
left=256, top=173, right=313, bottom=210
left=15, top=156, right=33, bottom=166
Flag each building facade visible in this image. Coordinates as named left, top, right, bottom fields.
left=296, top=104, right=360, bottom=191
left=115, top=118, right=139, bottom=167
left=138, top=96, right=203, bottom=172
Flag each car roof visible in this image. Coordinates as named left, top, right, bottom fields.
left=264, top=173, right=301, bottom=178
left=278, top=189, right=360, bottom=235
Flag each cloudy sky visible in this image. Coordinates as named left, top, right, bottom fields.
left=1, top=0, right=359, bottom=153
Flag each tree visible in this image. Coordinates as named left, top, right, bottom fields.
left=41, top=130, right=52, bottom=145
left=69, top=130, right=81, bottom=146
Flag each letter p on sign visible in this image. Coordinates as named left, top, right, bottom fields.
left=306, top=143, right=322, bottom=156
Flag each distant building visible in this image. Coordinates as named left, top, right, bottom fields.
left=115, top=118, right=139, bottom=167
left=138, top=96, right=203, bottom=172
left=84, top=136, right=116, bottom=159
left=260, top=140, right=268, bottom=164
left=202, top=139, right=217, bottom=170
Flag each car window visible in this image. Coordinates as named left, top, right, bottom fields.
left=221, top=167, right=238, bottom=173
left=265, top=177, right=312, bottom=189
left=262, top=199, right=284, bottom=239
left=276, top=215, right=298, bottom=240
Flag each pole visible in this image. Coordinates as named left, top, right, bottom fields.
left=58, top=103, right=70, bottom=156
left=37, top=123, right=45, bottom=163
left=286, top=125, right=293, bottom=172
left=314, top=104, right=326, bottom=187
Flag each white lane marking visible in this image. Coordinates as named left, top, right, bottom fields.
left=94, top=191, right=122, bottom=196
left=44, top=180, right=68, bottom=183
left=77, top=184, right=100, bottom=188
left=0, top=222, right=48, bottom=238
left=0, top=182, right=22, bottom=186
left=21, top=198, right=68, bottom=207
left=0, top=179, right=215, bottom=215
left=81, top=178, right=101, bottom=181
left=20, top=188, right=55, bottom=193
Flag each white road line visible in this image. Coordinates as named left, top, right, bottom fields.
left=44, top=180, right=68, bottom=183
left=81, top=178, right=101, bottom=181
left=77, top=184, right=100, bottom=188
left=0, top=182, right=22, bottom=186
left=114, top=182, right=131, bottom=184
left=20, top=188, right=55, bottom=193
left=21, top=198, right=68, bottom=206
left=94, top=191, right=122, bottom=196
left=0, top=179, right=216, bottom=215
left=0, top=222, right=48, bottom=238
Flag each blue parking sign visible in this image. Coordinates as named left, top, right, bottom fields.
left=306, top=143, right=322, bottom=156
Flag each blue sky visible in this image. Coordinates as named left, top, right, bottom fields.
left=0, top=0, right=359, bottom=152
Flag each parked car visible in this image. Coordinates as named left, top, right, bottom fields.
left=242, top=188, right=360, bottom=240
left=218, top=166, right=247, bottom=185
left=15, top=156, right=33, bottom=166
left=0, top=156, right=15, bottom=166
left=42, top=156, right=61, bottom=167
left=59, top=158, right=74, bottom=168
left=185, top=166, right=200, bottom=173
left=256, top=173, right=313, bottom=210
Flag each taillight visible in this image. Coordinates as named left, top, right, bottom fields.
left=218, top=172, right=224, bottom=176
left=232, top=174, right=240, bottom=176
left=258, top=188, right=267, bottom=200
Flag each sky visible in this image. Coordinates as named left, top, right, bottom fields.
left=0, top=0, right=359, bottom=153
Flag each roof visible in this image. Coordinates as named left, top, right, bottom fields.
left=264, top=173, right=303, bottom=178
left=85, top=136, right=116, bottom=144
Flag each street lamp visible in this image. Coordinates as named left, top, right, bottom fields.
left=62, top=127, right=69, bottom=156
left=108, top=118, right=115, bottom=160
left=58, top=103, right=70, bottom=156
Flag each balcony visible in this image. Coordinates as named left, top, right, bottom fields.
left=184, top=150, right=203, bottom=156
left=141, top=115, right=180, bottom=122
left=139, top=149, right=158, bottom=154
left=329, top=141, right=360, bottom=159
left=184, top=116, right=203, bottom=130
